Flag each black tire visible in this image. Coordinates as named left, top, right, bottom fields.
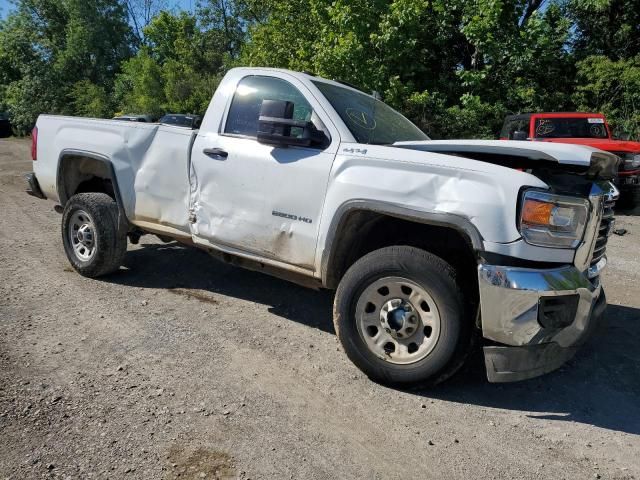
left=61, top=193, right=127, bottom=278
left=333, top=246, right=470, bottom=386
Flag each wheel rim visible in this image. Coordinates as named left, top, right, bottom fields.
left=355, top=276, right=441, bottom=365
left=69, top=210, right=97, bottom=261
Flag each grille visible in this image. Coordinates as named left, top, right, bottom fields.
left=590, top=196, right=615, bottom=268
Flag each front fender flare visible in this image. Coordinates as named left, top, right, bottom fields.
left=320, top=199, right=484, bottom=286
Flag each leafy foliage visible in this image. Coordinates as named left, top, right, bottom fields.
left=0, top=0, right=132, bottom=131
left=569, top=0, right=640, bottom=60
left=0, top=0, right=639, bottom=139
left=574, top=55, right=640, bottom=139
left=114, top=49, right=166, bottom=116
left=114, top=10, right=226, bottom=116
left=240, top=0, right=582, bottom=137
left=69, top=80, right=113, bottom=118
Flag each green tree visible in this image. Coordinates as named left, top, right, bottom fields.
left=115, top=49, right=166, bottom=116
left=114, top=10, right=226, bottom=116
left=2, top=0, right=640, bottom=141
left=241, top=0, right=576, bottom=138
left=568, top=0, right=640, bottom=60
left=0, top=0, right=133, bottom=131
left=69, top=80, right=113, bottom=118
left=124, top=0, right=169, bottom=46
left=574, top=55, right=640, bottom=139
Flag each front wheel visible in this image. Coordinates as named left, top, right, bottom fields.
left=333, top=246, right=470, bottom=386
left=61, top=192, right=127, bottom=278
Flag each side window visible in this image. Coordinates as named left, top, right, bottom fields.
left=503, top=120, right=517, bottom=138
left=535, top=119, right=555, bottom=137
left=503, top=119, right=528, bottom=139
left=224, top=76, right=314, bottom=138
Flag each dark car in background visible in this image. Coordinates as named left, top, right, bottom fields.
left=0, top=112, right=12, bottom=137
left=113, top=114, right=154, bottom=123
left=159, top=113, right=202, bottom=129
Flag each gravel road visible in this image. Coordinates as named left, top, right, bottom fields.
left=1, top=137, right=639, bottom=480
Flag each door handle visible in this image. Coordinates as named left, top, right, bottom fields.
left=203, top=147, right=228, bottom=159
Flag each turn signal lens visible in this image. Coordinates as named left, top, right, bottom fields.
left=522, top=200, right=553, bottom=225
left=519, top=190, right=589, bottom=249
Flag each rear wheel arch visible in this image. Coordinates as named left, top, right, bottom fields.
left=58, top=150, right=115, bottom=202
left=57, top=150, right=129, bottom=228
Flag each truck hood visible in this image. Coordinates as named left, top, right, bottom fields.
left=535, top=137, right=640, bottom=154
left=394, top=139, right=620, bottom=179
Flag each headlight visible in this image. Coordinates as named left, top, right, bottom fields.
left=519, top=191, right=589, bottom=248
left=622, top=153, right=640, bottom=170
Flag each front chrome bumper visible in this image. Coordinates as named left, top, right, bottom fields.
left=478, top=264, right=606, bottom=382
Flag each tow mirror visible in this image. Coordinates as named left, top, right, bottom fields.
left=257, top=100, right=312, bottom=147
left=512, top=130, right=528, bottom=141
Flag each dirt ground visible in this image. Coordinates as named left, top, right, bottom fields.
left=1, top=137, right=639, bottom=480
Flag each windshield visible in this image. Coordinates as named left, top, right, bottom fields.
left=535, top=117, right=609, bottom=139
left=312, top=81, right=429, bottom=144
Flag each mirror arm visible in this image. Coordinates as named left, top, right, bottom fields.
left=258, top=116, right=309, bottom=128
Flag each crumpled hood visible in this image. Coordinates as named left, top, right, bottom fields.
left=536, top=137, right=640, bottom=154
left=394, top=139, right=620, bottom=179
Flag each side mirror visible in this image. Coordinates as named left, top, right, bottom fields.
left=512, top=130, right=528, bottom=141
left=257, top=100, right=312, bottom=147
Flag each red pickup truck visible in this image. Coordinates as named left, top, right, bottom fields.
left=500, top=112, right=640, bottom=209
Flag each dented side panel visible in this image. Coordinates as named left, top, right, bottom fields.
left=34, top=116, right=193, bottom=235
left=314, top=144, right=551, bottom=274
left=189, top=135, right=336, bottom=269
left=132, top=126, right=192, bottom=233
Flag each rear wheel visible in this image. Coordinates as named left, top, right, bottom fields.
left=334, top=246, right=470, bottom=386
left=61, top=193, right=127, bottom=277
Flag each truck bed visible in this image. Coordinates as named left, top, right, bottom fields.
left=34, top=115, right=195, bottom=235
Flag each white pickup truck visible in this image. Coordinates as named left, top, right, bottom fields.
left=27, top=67, right=619, bottom=385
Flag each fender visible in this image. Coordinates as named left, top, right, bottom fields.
left=56, top=148, right=130, bottom=228
left=320, top=199, right=484, bottom=285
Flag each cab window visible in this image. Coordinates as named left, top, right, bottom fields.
left=501, top=118, right=529, bottom=139
left=534, top=117, right=609, bottom=139
left=225, top=76, right=314, bottom=139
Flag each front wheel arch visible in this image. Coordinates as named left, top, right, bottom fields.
left=321, top=204, right=481, bottom=290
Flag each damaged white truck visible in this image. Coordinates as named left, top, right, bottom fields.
left=27, top=68, right=619, bottom=385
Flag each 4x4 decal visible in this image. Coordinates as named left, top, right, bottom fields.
left=342, top=147, right=368, bottom=155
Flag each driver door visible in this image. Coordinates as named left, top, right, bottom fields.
left=189, top=74, right=338, bottom=270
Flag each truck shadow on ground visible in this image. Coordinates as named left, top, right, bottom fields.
left=112, top=241, right=336, bottom=333
left=411, top=304, right=640, bottom=436
left=110, top=241, right=640, bottom=436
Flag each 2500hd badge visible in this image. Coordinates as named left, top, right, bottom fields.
left=272, top=210, right=313, bottom=224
